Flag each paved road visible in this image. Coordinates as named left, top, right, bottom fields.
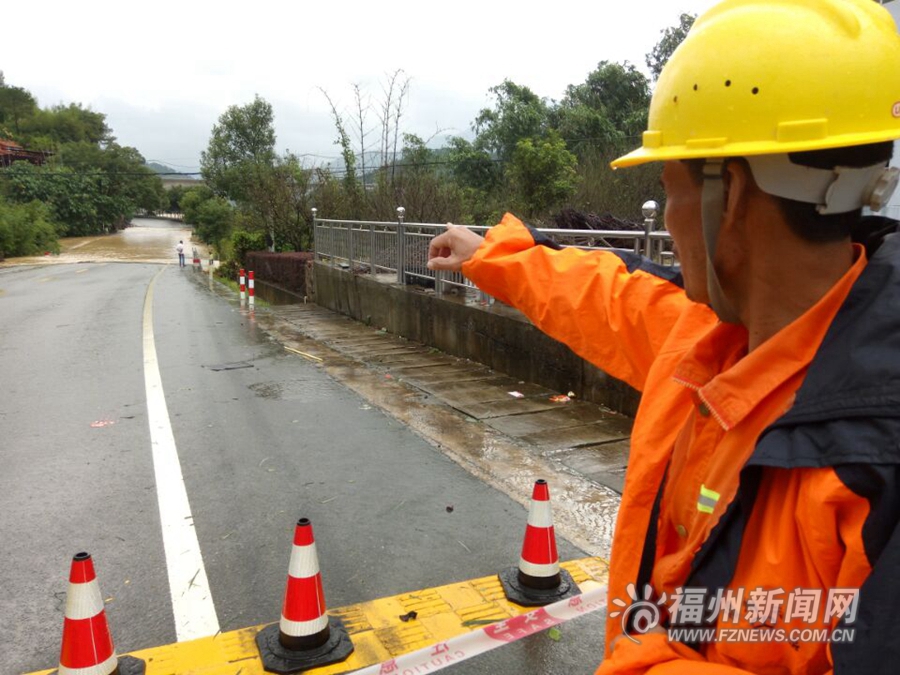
left=0, top=251, right=607, bottom=673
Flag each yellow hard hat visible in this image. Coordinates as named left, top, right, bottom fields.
left=612, top=0, right=900, bottom=168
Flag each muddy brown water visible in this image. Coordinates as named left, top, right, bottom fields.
left=1, top=217, right=195, bottom=266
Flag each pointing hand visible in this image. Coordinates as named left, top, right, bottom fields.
left=426, top=224, right=485, bottom=273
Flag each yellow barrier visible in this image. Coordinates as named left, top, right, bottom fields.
left=28, top=558, right=608, bottom=675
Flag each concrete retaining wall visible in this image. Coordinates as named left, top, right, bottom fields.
left=313, top=263, right=641, bottom=417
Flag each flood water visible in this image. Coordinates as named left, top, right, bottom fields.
left=1, top=217, right=196, bottom=266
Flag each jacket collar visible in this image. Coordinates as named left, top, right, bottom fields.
left=673, top=243, right=868, bottom=432
left=771, top=222, right=900, bottom=427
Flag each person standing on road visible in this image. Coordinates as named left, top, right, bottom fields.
left=427, top=1, right=900, bottom=673
left=176, top=240, right=185, bottom=267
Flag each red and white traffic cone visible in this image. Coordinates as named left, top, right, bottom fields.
left=239, top=268, right=246, bottom=305
left=248, top=271, right=255, bottom=309
left=256, top=518, right=353, bottom=674
left=56, top=552, right=145, bottom=675
left=498, top=479, right=577, bottom=606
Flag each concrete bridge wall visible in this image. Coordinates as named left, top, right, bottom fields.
left=313, top=263, right=641, bottom=417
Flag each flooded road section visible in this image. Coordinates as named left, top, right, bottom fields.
left=1, top=217, right=194, bottom=266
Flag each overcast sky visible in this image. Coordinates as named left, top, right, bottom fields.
left=4, top=0, right=719, bottom=172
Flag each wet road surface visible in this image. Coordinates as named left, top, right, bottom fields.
left=0, top=224, right=618, bottom=674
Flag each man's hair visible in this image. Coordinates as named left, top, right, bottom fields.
left=684, top=142, right=894, bottom=243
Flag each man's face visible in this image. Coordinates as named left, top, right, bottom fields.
left=662, top=161, right=709, bottom=304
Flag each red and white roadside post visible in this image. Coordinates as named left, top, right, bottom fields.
left=249, top=271, right=255, bottom=309
left=239, top=269, right=246, bottom=305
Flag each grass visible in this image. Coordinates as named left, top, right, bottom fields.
left=214, top=275, right=270, bottom=308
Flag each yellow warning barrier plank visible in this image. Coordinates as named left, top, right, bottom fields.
left=27, top=558, right=608, bottom=675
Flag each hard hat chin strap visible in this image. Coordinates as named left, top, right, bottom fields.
left=701, top=160, right=742, bottom=324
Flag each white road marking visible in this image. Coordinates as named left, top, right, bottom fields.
left=142, top=269, right=220, bottom=641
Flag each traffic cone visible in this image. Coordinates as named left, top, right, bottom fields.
left=55, top=552, right=145, bottom=675
left=256, top=518, right=353, bottom=674
left=498, top=479, right=578, bottom=606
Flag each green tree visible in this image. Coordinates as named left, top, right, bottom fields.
left=646, top=13, right=696, bottom=82
left=508, top=131, right=579, bottom=218
left=56, top=141, right=164, bottom=223
left=180, top=185, right=216, bottom=225
left=5, top=162, right=95, bottom=235
left=446, top=137, right=500, bottom=193
left=20, top=103, right=111, bottom=150
left=0, top=84, right=38, bottom=137
left=200, top=95, right=276, bottom=203
left=321, top=89, right=363, bottom=218
left=475, top=81, right=550, bottom=162
left=164, top=184, right=189, bottom=212
left=270, top=153, right=315, bottom=250
left=555, top=61, right=651, bottom=148
left=194, top=197, right=234, bottom=248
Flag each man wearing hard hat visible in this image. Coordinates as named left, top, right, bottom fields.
left=428, top=1, right=900, bottom=672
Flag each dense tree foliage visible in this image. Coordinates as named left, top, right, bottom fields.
left=198, top=98, right=321, bottom=255
left=474, top=81, right=550, bottom=163
left=0, top=84, right=37, bottom=137
left=0, top=74, right=166, bottom=252
left=200, top=95, right=276, bottom=204
left=508, top=131, right=580, bottom=218
left=556, top=61, right=650, bottom=145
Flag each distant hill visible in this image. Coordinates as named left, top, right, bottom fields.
left=146, top=161, right=180, bottom=175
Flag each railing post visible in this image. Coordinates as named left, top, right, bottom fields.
left=642, top=200, right=659, bottom=260
left=311, top=207, right=319, bottom=262
left=396, top=206, right=406, bottom=284
left=348, top=221, right=354, bottom=271
left=370, top=223, right=376, bottom=274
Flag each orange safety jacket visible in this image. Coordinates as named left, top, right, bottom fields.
left=462, top=214, right=900, bottom=675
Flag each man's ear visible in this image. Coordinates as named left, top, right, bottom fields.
left=721, top=159, right=753, bottom=236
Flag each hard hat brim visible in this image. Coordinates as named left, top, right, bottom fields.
left=610, top=128, right=900, bottom=170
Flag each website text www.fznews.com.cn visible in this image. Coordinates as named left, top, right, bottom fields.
left=666, top=627, right=857, bottom=644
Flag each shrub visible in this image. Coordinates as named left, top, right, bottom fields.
left=229, top=229, right=266, bottom=268
left=0, top=198, right=59, bottom=257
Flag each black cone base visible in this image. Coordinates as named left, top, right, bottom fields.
left=498, top=566, right=578, bottom=606
left=256, top=616, right=353, bottom=674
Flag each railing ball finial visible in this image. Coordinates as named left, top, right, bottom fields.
left=641, top=200, right=659, bottom=220
left=396, top=206, right=406, bottom=223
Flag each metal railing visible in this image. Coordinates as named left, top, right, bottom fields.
left=312, top=204, right=674, bottom=298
